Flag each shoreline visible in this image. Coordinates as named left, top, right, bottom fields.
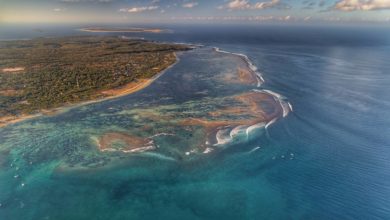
left=0, top=53, right=181, bottom=128
left=92, top=47, right=291, bottom=155
left=1, top=46, right=291, bottom=133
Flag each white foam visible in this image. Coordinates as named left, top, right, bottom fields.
left=185, top=149, right=197, bottom=156
left=126, top=145, right=155, bottom=153
left=248, top=147, right=260, bottom=154
left=265, top=117, right=278, bottom=129
left=288, top=102, right=293, bottom=112
left=214, top=128, right=233, bottom=146
left=149, top=133, right=175, bottom=138
left=281, top=102, right=291, bottom=118
left=214, top=123, right=266, bottom=147
left=246, top=122, right=266, bottom=136
left=248, top=146, right=261, bottom=153
left=260, top=89, right=291, bottom=118
left=172, top=42, right=203, bottom=48
left=210, top=48, right=293, bottom=148
left=103, top=145, right=155, bottom=153
left=262, top=89, right=284, bottom=99
left=230, top=125, right=248, bottom=138
left=141, top=152, right=176, bottom=161
left=203, top=147, right=214, bottom=154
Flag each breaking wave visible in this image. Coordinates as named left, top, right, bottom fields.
left=214, top=47, right=265, bottom=87
left=211, top=47, right=293, bottom=148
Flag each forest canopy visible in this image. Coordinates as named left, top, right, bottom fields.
left=0, top=36, right=190, bottom=117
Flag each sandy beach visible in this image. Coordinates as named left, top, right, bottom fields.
left=0, top=79, right=156, bottom=127
left=1, top=67, right=25, bottom=73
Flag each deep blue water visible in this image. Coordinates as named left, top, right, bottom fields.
left=1, top=24, right=390, bottom=219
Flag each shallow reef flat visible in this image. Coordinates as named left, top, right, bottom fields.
left=93, top=90, right=284, bottom=157
left=0, top=46, right=292, bottom=219
left=0, top=47, right=290, bottom=171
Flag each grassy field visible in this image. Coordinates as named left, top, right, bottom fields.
left=0, top=36, right=190, bottom=118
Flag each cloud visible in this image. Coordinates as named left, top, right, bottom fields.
left=61, top=0, right=113, bottom=2
left=182, top=2, right=199, bottom=8
left=301, top=0, right=316, bottom=9
left=218, top=0, right=289, bottom=10
left=53, top=8, right=66, bottom=12
left=253, top=0, right=283, bottom=9
left=223, top=0, right=250, bottom=9
left=333, top=0, right=390, bottom=11
left=119, top=6, right=159, bottom=13
left=170, top=15, right=298, bottom=22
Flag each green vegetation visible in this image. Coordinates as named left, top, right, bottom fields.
left=0, top=36, right=190, bottom=117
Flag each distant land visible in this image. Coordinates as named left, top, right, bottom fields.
left=0, top=36, right=190, bottom=127
left=79, top=27, right=169, bottom=33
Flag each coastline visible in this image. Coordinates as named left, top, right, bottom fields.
left=0, top=46, right=291, bottom=135
left=0, top=53, right=181, bottom=128
left=93, top=47, right=292, bottom=155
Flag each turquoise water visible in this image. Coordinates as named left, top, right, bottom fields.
left=0, top=46, right=290, bottom=219
left=1, top=25, right=390, bottom=219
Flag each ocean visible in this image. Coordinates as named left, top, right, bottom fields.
left=0, top=23, right=390, bottom=220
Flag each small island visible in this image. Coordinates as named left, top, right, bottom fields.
left=0, top=36, right=190, bottom=127
left=79, top=27, right=168, bottom=33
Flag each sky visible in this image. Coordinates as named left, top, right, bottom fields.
left=1, top=0, right=390, bottom=24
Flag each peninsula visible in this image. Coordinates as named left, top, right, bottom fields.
left=0, top=36, right=190, bottom=127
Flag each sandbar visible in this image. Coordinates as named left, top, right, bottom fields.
left=1, top=67, right=25, bottom=73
